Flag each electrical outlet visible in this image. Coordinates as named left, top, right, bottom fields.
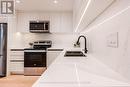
left=107, top=32, right=118, bottom=48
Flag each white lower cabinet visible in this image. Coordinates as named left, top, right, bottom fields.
left=47, top=49, right=63, bottom=67
left=10, top=50, right=24, bottom=75
left=10, top=62, right=24, bottom=74
left=10, top=49, right=63, bottom=74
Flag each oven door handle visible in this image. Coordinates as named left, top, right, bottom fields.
left=24, top=50, right=46, bottom=52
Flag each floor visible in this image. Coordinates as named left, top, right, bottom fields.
left=0, top=75, right=39, bottom=87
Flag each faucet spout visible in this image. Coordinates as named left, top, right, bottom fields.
left=76, top=35, right=88, bottom=53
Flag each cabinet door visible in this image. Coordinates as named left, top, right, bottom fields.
left=10, top=51, right=24, bottom=74
left=50, top=13, right=61, bottom=33
left=38, top=13, right=50, bottom=20
left=47, top=51, right=61, bottom=67
left=50, top=12, right=73, bottom=33
left=17, top=13, right=29, bottom=32
left=60, top=13, right=73, bottom=33
left=10, top=62, right=24, bottom=74
left=17, top=13, right=38, bottom=33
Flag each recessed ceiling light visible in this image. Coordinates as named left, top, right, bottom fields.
left=53, top=0, right=58, bottom=4
left=16, top=0, right=21, bottom=3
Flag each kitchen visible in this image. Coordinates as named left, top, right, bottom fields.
left=0, top=0, right=130, bottom=87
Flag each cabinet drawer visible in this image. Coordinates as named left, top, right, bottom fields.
left=10, top=55, right=24, bottom=60
left=10, top=62, right=24, bottom=72
left=10, top=51, right=24, bottom=56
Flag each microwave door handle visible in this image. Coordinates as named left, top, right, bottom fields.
left=43, top=23, right=45, bottom=30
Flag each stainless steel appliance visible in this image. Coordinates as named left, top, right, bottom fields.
left=29, top=21, right=50, bottom=33
left=0, top=23, right=7, bottom=77
left=24, top=40, right=52, bottom=76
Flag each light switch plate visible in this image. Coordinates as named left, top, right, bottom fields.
left=107, top=32, right=118, bottom=48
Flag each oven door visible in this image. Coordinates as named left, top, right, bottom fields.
left=24, top=50, right=46, bottom=67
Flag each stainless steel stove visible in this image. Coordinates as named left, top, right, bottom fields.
left=24, top=40, right=52, bottom=76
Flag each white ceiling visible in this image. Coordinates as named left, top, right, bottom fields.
left=15, top=0, right=74, bottom=12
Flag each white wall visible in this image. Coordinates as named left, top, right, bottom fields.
left=82, top=0, right=130, bottom=82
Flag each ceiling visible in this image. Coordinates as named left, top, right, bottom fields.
left=15, top=0, right=74, bottom=12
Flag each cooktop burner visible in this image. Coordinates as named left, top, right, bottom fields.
left=25, top=40, right=52, bottom=50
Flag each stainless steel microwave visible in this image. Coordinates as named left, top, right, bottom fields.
left=29, top=21, right=50, bottom=33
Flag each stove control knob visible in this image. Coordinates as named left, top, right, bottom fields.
left=34, top=64, right=36, bottom=66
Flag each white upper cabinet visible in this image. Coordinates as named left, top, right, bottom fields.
left=38, top=13, right=50, bottom=20
left=50, top=12, right=73, bottom=33
left=73, top=0, right=115, bottom=32
left=50, top=13, right=61, bottom=33
left=17, top=12, right=73, bottom=33
left=17, top=12, right=30, bottom=33
left=17, top=12, right=48, bottom=33
left=60, top=12, right=73, bottom=33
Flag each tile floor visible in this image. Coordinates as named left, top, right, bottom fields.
left=0, top=75, right=39, bottom=87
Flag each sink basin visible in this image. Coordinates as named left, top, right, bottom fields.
left=64, top=51, right=86, bottom=57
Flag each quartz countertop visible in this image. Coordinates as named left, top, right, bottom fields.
left=32, top=49, right=130, bottom=87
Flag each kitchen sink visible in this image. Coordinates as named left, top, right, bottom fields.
left=64, top=51, right=86, bottom=57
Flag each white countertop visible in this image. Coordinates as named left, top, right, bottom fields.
left=32, top=49, right=130, bottom=87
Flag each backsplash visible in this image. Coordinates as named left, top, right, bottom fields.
left=82, top=0, right=130, bottom=82
left=10, top=33, right=79, bottom=49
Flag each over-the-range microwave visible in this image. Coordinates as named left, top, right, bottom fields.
left=29, top=21, right=50, bottom=33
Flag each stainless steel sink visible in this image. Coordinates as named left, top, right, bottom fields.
left=64, top=51, right=86, bottom=57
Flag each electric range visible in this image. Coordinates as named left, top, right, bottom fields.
left=24, top=40, right=52, bottom=76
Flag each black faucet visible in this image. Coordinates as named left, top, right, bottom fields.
left=76, top=35, right=88, bottom=53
